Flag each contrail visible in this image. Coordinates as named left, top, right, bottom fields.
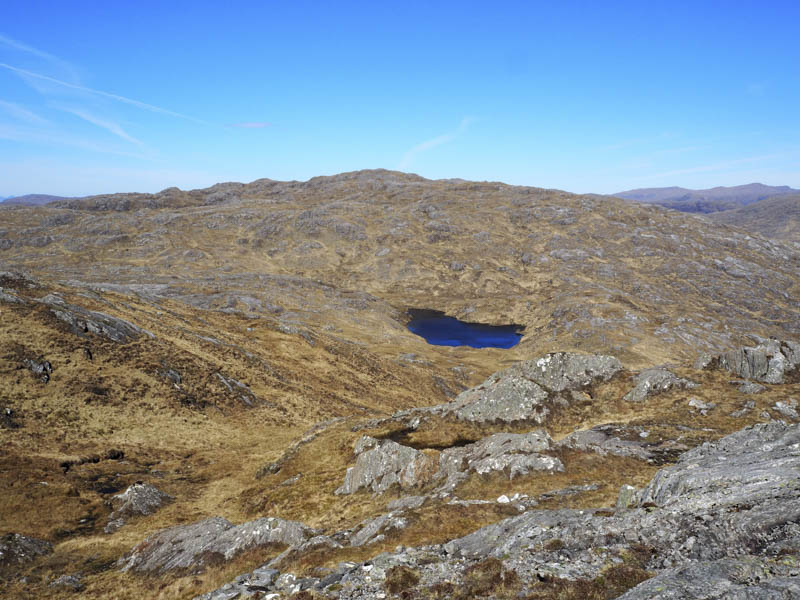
left=0, top=62, right=209, bottom=125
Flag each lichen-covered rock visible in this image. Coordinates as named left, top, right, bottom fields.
left=772, top=399, right=798, bottom=420
left=198, top=423, right=800, bottom=600
left=512, top=352, right=623, bottom=392
left=735, top=380, right=766, bottom=394
left=0, top=534, right=52, bottom=571
left=335, top=436, right=438, bottom=495
left=623, top=367, right=699, bottom=402
left=119, top=516, right=317, bottom=574
left=615, top=557, right=800, bottom=599
left=337, top=431, right=561, bottom=496
left=23, top=358, right=52, bottom=383
left=437, top=352, right=622, bottom=424
left=447, top=422, right=800, bottom=582
left=347, top=512, right=411, bottom=547
left=436, top=431, right=562, bottom=492
left=105, top=483, right=173, bottom=533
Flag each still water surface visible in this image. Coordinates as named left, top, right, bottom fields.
left=407, top=310, right=523, bottom=349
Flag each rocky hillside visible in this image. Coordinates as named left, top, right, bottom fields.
left=1, top=170, right=798, bottom=372
left=615, top=183, right=799, bottom=214
left=710, top=194, right=800, bottom=245
left=1, top=170, right=799, bottom=598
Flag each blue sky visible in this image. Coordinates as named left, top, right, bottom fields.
left=1, top=1, right=799, bottom=196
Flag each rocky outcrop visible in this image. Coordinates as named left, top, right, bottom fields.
left=558, top=426, right=655, bottom=461
left=337, top=431, right=562, bottom=496
left=701, top=338, right=800, bottom=384
left=197, top=422, right=800, bottom=599
left=119, top=516, right=317, bottom=574
left=431, top=352, right=622, bottom=424
left=623, top=367, right=699, bottom=402
left=436, top=431, right=562, bottom=492
left=23, top=357, right=53, bottom=383
left=105, top=483, right=173, bottom=533
left=335, top=436, right=437, bottom=495
left=0, top=534, right=52, bottom=571
left=39, top=293, right=153, bottom=343
left=616, top=557, right=800, bottom=599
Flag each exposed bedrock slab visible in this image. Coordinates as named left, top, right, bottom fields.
left=119, top=516, right=318, bottom=574
left=615, top=557, right=800, bottom=599
left=699, top=338, right=800, bottom=384
left=39, top=293, right=153, bottom=343
left=197, top=422, right=800, bottom=599
left=336, top=431, right=562, bottom=496
left=622, top=367, right=699, bottom=403
left=447, top=422, right=800, bottom=579
left=430, top=352, right=623, bottom=424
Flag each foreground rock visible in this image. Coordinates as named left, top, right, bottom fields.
left=699, top=338, right=800, bottom=383
left=105, top=483, right=173, bottom=533
left=428, top=352, right=623, bottom=424
left=0, top=534, right=52, bottom=572
left=39, top=293, right=153, bottom=343
left=336, top=430, right=562, bottom=495
left=616, top=557, right=800, bottom=599
left=622, top=367, right=699, bottom=402
left=120, top=516, right=317, bottom=574
left=199, top=422, right=800, bottom=599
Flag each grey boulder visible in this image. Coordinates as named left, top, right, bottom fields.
left=336, top=431, right=562, bottom=496
left=438, top=352, right=622, bottom=424
left=119, top=516, right=317, bottom=574
left=0, top=534, right=52, bottom=571
left=623, top=367, right=699, bottom=403
left=105, top=483, right=173, bottom=533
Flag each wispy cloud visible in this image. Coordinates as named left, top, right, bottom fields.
left=0, top=122, right=150, bottom=158
left=230, top=121, right=272, bottom=129
left=57, top=106, right=143, bottom=146
left=0, top=34, right=78, bottom=80
left=0, top=99, right=48, bottom=124
left=0, top=62, right=208, bottom=124
left=398, top=117, right=475, bottom=170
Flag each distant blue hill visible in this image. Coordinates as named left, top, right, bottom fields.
left=1, top=194, right=73, bottom=206
left=614, top=183, right=799, bottom=214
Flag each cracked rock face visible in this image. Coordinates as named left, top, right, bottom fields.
left=623, top=367, right=699, bottom=403
left=708, top=338, right=800, bottom=384
left=39, top=293, right=153, bottom=343
left=439, top=352, right=623, bottom=424
left=119, top=516, right=318, bottom=574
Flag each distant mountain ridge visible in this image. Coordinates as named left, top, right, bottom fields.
left=1, top=194, right=73, bottom=206
left=710, top=194, right=800, bottom=244
left=614, top=183, right=799, bottom=214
